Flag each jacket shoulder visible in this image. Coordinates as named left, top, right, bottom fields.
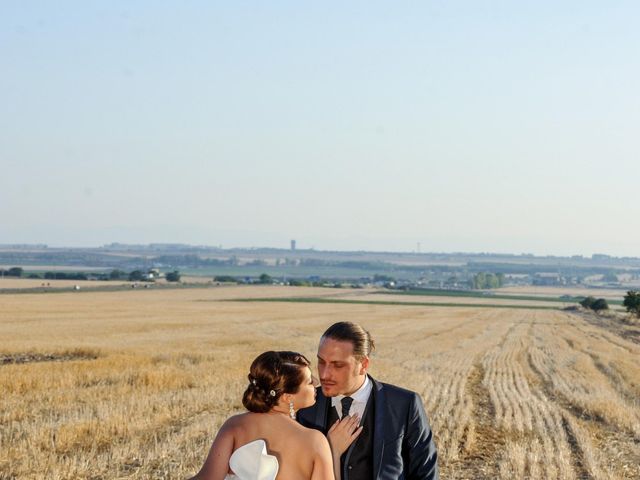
left=376, top=380, right=420, bottom=401
left=378, top=381, right=416, bottom=395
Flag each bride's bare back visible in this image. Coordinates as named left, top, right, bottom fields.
left=191, top=412, right=334, bottom=480
left=230, top=413, right=332, bottom=479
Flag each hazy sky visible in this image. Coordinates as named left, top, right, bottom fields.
left=2, top=2, right=639, bottom=256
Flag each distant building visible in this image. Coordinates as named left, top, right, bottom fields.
left=146, top=268, right=161, bottom=280
left=291, top=240, right=296, bottom=251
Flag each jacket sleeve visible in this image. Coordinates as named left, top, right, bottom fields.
left=297, top=406, right=319, bottom=431
left=404, top=392, right=439, bottom=480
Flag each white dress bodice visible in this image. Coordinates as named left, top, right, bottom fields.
left=224, top=439, right=279, bottom=480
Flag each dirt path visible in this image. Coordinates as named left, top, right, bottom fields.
left=451, top=362, right=503, bottom=479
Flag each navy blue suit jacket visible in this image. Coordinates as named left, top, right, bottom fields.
left=297, top=376, right=439, bottom=480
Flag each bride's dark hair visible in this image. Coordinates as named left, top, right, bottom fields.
left=242, top=351, right=311, bottom=413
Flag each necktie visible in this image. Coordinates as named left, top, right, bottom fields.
left=341, top=396, right=354, bottom=418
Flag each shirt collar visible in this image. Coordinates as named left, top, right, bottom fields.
left=331, top=375, right=372, bottom=409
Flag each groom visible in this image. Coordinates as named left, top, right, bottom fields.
left=298, top=321, right=439, bottom=480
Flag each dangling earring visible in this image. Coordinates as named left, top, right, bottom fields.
left=289, top=400, right=296, bottom=419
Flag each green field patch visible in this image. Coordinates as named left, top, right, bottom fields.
left=378, top=288, right=624, bottom=305
left=227, top=297, right=562, bottom=310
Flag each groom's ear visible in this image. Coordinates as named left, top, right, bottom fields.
left=359, top=356, right=369, bottom=375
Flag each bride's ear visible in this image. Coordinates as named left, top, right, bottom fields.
left=281, top=393, right=293, bottom=404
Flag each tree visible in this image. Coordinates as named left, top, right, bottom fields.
left=591, top=298, right=609, bottom=311
left=485, top=274, right=499, bottom=289
left=473, top=272, right=486, bottom=289
left=129, top=270, right=144, bottom=281
left=258, top=273, right=272, bottom=284
left=7, top=267, right=23, bottom=277
left=580, top=296, right=608, bottom=312
left=165, top=271, right=181, bottom=282
left=110, top=269, right=126, bottom=280
left=580, top=296, right=596, bottom=309
left=623, top=291, right=640, bottom=317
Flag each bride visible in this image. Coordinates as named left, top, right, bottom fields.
left=189, top=351, right=362, bottom=480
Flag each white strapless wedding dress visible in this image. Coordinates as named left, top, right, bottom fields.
left=224, top=439, right=279, bottom=480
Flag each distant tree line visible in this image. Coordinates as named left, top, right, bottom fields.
left=213, top=275, right=239, bottom=283
left=44, top=271, right=89, bottom=280
left=2, top=268, right=182, bottom=283
left=213, top=273, right=274, bottom=284
left=0, top=267, right=23, bottom=277
left=0, top=268, right=90, bottom=280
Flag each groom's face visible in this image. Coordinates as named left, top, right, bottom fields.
left=317, top=337, right=369, bottom=397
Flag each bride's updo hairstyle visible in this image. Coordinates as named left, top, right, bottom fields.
left=242, top=351, right=310, bottom=413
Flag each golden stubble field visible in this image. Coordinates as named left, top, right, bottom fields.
left=1, top=285, right=639, bottom=479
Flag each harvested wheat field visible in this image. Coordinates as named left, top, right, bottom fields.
left=1, top=285, right=639, bottom=479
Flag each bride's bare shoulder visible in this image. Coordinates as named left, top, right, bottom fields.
left=294, top=424, right=329, bottom=450
left=218, top=412, right=253, bottom=432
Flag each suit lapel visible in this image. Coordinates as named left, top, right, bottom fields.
left=371, top=376, right=385, bottom=479
left=314, top=387, right=330, bottom=432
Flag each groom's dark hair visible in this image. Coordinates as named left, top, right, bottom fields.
left=321, top=322, right=375, bottom=360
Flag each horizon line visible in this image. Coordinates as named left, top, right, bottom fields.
left=0, top=242, right=637, bottom=261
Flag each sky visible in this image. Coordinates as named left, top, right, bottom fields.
left=2, top=1, right=639, bottom=257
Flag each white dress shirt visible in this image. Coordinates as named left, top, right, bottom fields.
left=331, top=375, right=372, bottom=421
